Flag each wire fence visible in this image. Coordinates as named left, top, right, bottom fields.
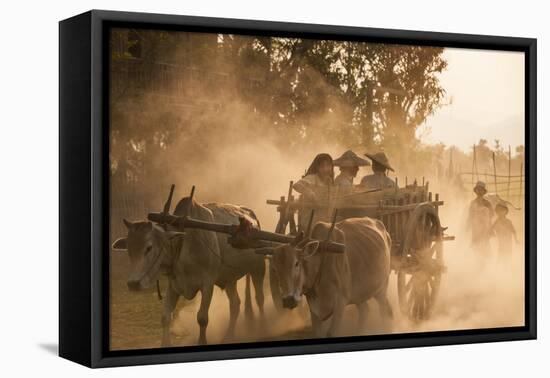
left=109, top=176, right=163, bottom=243
left=455, top=145, right=524, bottom=208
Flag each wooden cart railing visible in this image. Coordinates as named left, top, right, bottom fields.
left=266, top=179, right=453, bottom=249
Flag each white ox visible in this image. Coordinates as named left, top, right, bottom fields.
left=112, top=196, right=265, bottom=346
left=257, top=217, right=393, bottom=337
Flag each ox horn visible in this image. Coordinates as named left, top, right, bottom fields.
left=183, top=185, right=196, bottom=218
left=155, top=184, right=177, bottom=302
left=290, top=231, right=305, bottom=247
left=161, top=184, right=175, bottom=223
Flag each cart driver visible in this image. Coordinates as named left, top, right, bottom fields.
left=360, top=152, right=396, bottom=190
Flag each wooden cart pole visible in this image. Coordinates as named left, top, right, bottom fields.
left=326, top=209, right=339, bottom=241
left=305, top=209, right=315, bottom=238
left=472, top=144, right=477, bottom=185
left=519, top=162, right=524, bottom=208
left=519, top=162, right=524, bottom=241
left=507, top=145, right=512, bottom=198
left=275, top=181, right=294, bottom=234
left=287, top=181, right=294, bottom=205
left=288, top=193, right=298, bottom=235
left=286, top=181, right=296, bottom=234
left=492, top=152, right=498, bottom=195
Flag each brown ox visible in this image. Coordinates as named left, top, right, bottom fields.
left=112, top=196, right=265, bottom=346
left=258, top=217, right=392, bottom=337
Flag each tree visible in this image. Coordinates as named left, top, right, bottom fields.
left=246, top=39, right=448, bottom=153
left=109, top=31, right=449, bottom=186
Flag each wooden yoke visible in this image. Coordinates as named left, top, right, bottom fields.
left=147, top=212, right=346, bottom=253
left=148, top=185, right=345, bottom=253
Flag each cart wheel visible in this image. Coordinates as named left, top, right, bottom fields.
left=397, top=203, right=444, bottom=322
left=269, top=263, right=284, bottom=312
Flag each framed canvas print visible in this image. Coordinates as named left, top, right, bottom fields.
left=59, top=10, right=537, bottom=368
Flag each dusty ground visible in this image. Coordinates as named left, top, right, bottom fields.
left=110, top=235, right=524, bottom=350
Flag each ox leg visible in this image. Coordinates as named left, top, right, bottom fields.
left=376, top=293, right=393, bottom=319
left=269, top=264, right=284, bottom=313
left=223, top=280, right=241, bottom=342
left=310, top=310, right=323, bottom=338
left=251, top=267, right=266, bottom=336
left=375, top=292, right=394, bottom=332
left=161, top=284, right=179, bottom=347
left=244, top=274, right=253, bottom=320
left=327, top=301, right=345, bottom=338
left=197, top=284, right=214, bottom=345
left=357, top=301, right=369, bottom=333
left=251, top=267, right=266, bottom=317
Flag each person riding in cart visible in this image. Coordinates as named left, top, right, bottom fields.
left=360, top=152, right=396, bottom=190
left=292, top=153, right=334, bottom=231
left=292, top=153, right=334, bottom=202
left=333, top=150, right=370, bottom=195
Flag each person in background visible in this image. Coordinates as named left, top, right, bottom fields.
left=333, top=150, right=370, bottom=195
left=293, top=153, right=334, bottom=202
left=467, top=181, right=494, bottom=255
left=491, top=200, right=518, bottom=258
left=360, top=152, right=396, bottom=190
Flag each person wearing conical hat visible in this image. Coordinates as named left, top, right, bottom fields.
left=467, top=181, right=494, bottom=255
left=333, top=150, right=370, bottom=195
left=490, top=200, right=518, bottom=259
left=359, top=152, right=396, bottom=190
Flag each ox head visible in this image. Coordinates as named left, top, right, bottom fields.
left=112, top=219, right=185, bottom=291
left=256, top=234, right=321, bottom=309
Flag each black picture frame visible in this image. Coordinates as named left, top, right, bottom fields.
left=59, top=9, right=537, bottom=368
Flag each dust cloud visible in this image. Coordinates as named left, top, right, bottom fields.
left=155, top=99, right=524, bottom=346
left=109, top=31, right=525, bottom=349
left=166, top=182, right=525, bottom=345
left=391, top=193, right=525, bottom=334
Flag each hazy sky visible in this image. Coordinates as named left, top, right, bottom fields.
left=418, top=48, right=525, bottom=154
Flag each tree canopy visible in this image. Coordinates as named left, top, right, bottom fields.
left=110, top=30, right=449, bottom=183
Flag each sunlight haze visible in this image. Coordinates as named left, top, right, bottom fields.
left=419, top=48, right=525, bottom=154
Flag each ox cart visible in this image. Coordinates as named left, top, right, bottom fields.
left=266, top=179, right=455, bottom=321
left=148, top=179, right=454, bottom=323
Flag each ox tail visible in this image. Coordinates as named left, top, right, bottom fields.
left=156, top=279, right=163, bottom=301
left=244, top=273, right=254, bottom=320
